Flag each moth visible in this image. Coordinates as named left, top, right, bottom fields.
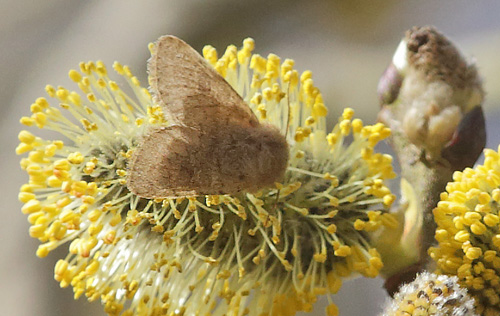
left=126, top=36, right=289, bottom=199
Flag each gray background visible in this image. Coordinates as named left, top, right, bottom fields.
left=2, top=1, right=500, bottom=315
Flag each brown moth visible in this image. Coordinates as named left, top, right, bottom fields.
left=126, top=36, right=289, bottom=199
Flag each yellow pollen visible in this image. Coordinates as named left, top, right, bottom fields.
left=69, top=70, right=82, bottom=82
left=342, top=108, right=354, bottom=120
left=334, top=246, right=351, bottom=257
left=327, top=133, right=338, bottom=146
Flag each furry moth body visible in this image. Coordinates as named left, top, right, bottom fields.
left=127, top=36, right=289, bottom=199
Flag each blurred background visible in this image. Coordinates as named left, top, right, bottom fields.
left=2, top=1, right=500, bottom=315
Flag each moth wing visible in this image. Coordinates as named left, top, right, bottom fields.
left=127, top=125, right=205, bottom=199
left=127, top=123, right=289, bottom=199
left=148, top=35, right=259, bottom=128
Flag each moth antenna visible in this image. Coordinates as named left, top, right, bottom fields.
left=273, top=82, right=291, bottom=212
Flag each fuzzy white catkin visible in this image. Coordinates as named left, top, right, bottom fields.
left=381, top=272, right=478, bottom=316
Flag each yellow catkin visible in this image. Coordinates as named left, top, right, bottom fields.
left=16, top=38, right=397, bottom=316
